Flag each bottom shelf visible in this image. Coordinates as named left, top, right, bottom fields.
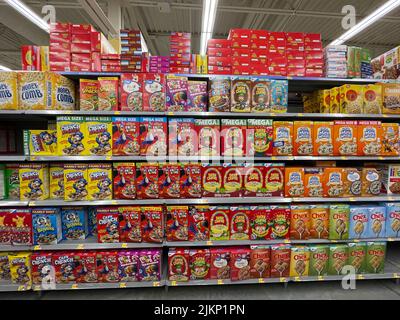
left=32, top=280, right=165, bottom=291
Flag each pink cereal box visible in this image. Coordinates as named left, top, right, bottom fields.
left=143, top=73, right=166, bottom=112
left=166, top=75, right=188, bottom=112
left=187, top=81, right=208, bottom=112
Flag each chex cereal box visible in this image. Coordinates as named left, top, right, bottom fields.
left=18, top=72, right=50, bottom=110
left=141, top=206, right=164, bottom=243
left=23, top=130, right=57, bottom=156
left=166, top=206, right=189, bottom=241
left=112, top=117, right=140, bottom=156
left=159, top=163, right=181, bottom=199
left=118, top=250, right=139, bottom=282
left=74, top=251, right=97, bottom=283
left=385, top=203, right=400, bottom=238
left=96, top=251, right=120, bottom=282
left=308, top=245, right=329, bottom=276
left=0, top=72, right=18, bottom=110
left=329, top=204, right=350, bottom=240
left=249, top=245, right=270, bottom=278
left=188, top=205, right=210, bottom=241
left=136, top=163, right=159, bottom=199
left=0, top=253, right=10, bottom=281
left=64, top=164, right=88, bottom=201
left=366, top=242, right=386, bottom=273
left=57, top=116, right=87, bottom=156
left=139, top=117, right=167, bottom=156
left=31, top=252, right=52, bottom=285
left=49, top=164, right=64, bottom=200
left=348, top=242, right=366, bottom=274
left=328, top=244, right=349, bottom=275
left=87, top=163, right=112, bottom=201
left=86, top=117, right=112, bottom=156
left=0, top=210, right=12, bottom=244
left=180, top=163, right=202, bottom=198
left=32, top=207, right=62, bottom=245
left=96, top=207, right=120, bottom=243
left=9, top=252, right=31, bottom=284
left=270, top=244, right=291, bottom=277
left=113, top=163, right=136, bottom=200
left=290, top=205, right=311, bottom=240
left=10, top=209, right=32, bottom=245
left=61, top=207, right=88, bottom=240
left=118, top=206, right=141, bottom=243
left=19, top=163, right=49, bottom=201
left=138, top=249, right=162, bottom=281
left=367, top=206, right=386, bottom=238
left=53, top=252, right=76, bottom=283
left=349, top=206, right=369, bottom=239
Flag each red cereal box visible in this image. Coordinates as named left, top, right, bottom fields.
left=188, top=205, right=210, bottom=241
left=120, top=73, right=144, bottom=111
left=221, top=164, right=243, bottom=198
left=159, top=163, right=181, bottom=199
left=96, top=251, right=120, bottom=283
left=168, top=118, right=197, bottom=157
left=230, top=247, right=251, bottom=281
left=0, top=210, right=12, bottom=244
left=263, top=163, right=285, bottom=197
left=221, top=119, right=247, bottom=157
left=209, top=206, right=230, bottom=241
left=118, top=206, right=141, bottom=243
left=11, top=209, right=32, bottom=245
left=250, top=206, right=270, bottom=240
left=168, top=248, right=190, bottom=282
left=141, top=206, right=164, bottom=243
left=201, top=164, right=223, bottom=198
left=139, top=117, right=167, bottom=156
left=136, top=163, right=159, bottom=199
left=166, top=206, right=189, bottom=241
left=74, top=251, right=98, bottom=283
left=195, top=119, right=220, bottom=156
left=230, top=206, right=250, bottom=240
left=268, top=206, right=290, bottom=240
left=190, top=249, right=210, bottom=280
left=31, top=252, right=53, bottom=285
left=143, top=73, right=166, bottom=112
left=180, top=163, right=202, bottom=199
left=96, top=207, right=120, bottom=243
left=247, top=119, right=273, bottom=157
left=53, top=252, right=76, bottom=283
left=210, top=248, right=231, bottom=280
left=113, top=163, right=136, bottom=200
left=243, top=164, right=265, bottom=197
left=112, top=117, right=140, bottom=156
left=250, top=245, right=271, bottom=278
left=270, top=244, right=291, bottom=277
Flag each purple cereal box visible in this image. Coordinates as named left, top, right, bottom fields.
left=367, top=206, right=386, bottom=238
left=118, top=250, right=139, bottom=282
left=187, top=81, right=208, bottom=112
left=166, top=75, right=188, bottom=112
left=138, top=249, right=161, bottom=281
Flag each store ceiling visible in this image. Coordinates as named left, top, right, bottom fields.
left=1, top=0, right=400, bottom=69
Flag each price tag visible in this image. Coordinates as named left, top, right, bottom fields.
left=71, top=284, right=78, bottom=289
left=65, top=110, right=72, bottom=114
left=357, top=275, right=365, bottom=280
left=30, top=201, right=36, bottom=207
left=378, top=156, right=384, bottom=160
left=382, top=114, right=389, bottom=118
left=34, top=285, right=41, bottom=291
left=349, top=197, right=356, bottom=202
left=294, top=276, right=301, bottom=282
left=114, top=111, right=121, bottom=115
left=331, top=240, right=338, bottom=243
left=298, top=113, right=304, bottom=117
left=340, top=156, right=347, bottom=160
left=393, top=273, right=400, bottom=279
left=270, top=113, right=276, bottom=117
left=119, top=282, right=127, bottom=288
left=317, top=276, right=324, bottom=281
left=388, top=238, right=395, bottom=242
left=258, top=278, right=265, bottom=283
left=217, top=280, right=224, bottom=285
left=284, top=239, right=291, bottom=244
left=105, top=156, right=112, bottom=160
left=76, top=244, right=84, bottom=250
left=167, top=112, right=174, bottom=116
left=206, top=241, right=213, bottom=246
left=18, top=285, right=26, bottom=291
left=279, top=277, right=286, bottom=283
left=34, top=245, right=41, bottom=251
left=30, top=156, right=37, bottom=161
left=171, top=281, right=177, bottom=286
left=153, top=281, right=161, bottom=287
left=353, top=239, right=360, bottom=243
left=287, top=76, right=293, bottom=80
left=121, top=243, right=128, bottom=248
left=111, top=200, right=118, bottom=205
left=271, top=156, right=277, bottom=161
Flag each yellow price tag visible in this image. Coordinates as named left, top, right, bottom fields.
left=206, top=241, right=213, bottom=246
left=105, top=156, right=112, bottom=160
left=340, top=156, right=347, bottom=160
left=34, top=285, right=41, bottom=291
left=353, top=239, right=360, bottom=243
left=217, top=280, right=224, bottom=285
left=271, top=156, right=277, bottom=160
left=287, top=76, right=293, bottom=80
left=111, top=200, right=118, bottom=205
left=349, top=197, right=356, bottom=202
left=331, top=240, right=338, bottom=243
left=270, top=113, right=276, bottom=117
left=318, top=276, right=324, bottom=281
left=71, top=284, right=78, bottom=289
left=76, top=244, right=84, bottom=250
left=30, top=156, right=37, bottom=161
left=18, top=285, right=26, bottom=291
left=65, top=110, right=72, bottom=114
left=298, top=113, right=304, bottom=117
left=284, top=239, right=291, bottom=244
left=30, top=201, right=36, bottom=207
left=171, top=281, right=177, bottom=286
left=357, top=275, right=365, bottom=280
left=34, top=245, right=41, bottom=250
left=382, top=114, right=389, bottom=118
left=294, top=276, right=301, bottom=282
left=378, top=156, right=384, bottom=160
left=279, top=277, right=286, bottom=283
left=258, top=278, right=264, bottom=283
left=167, top=112, right=174, bottom=116
left=114, top=111, right=121, bottom=115
left=388, top=238, right=395, bottom=242
left=153, top=281, right=161, bottom=287
left=121, top=243, right=128, bottom=248
left=393, top=273, right=400, bottom=279
left=119, top=282, right=127, bottom=288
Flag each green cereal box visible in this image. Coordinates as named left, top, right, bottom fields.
left=5, top=164, right=19, bottom=200
left=347, top=242, right=366, bottom=274
left=328, top=244, right=348, bottom=275
left=329, top=204, right=350, bottom=240
left=308, top=245, right=329, bottom=276
left=366, top=242, right=386, bottom=274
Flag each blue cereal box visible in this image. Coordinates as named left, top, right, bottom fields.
left=349, top=206, right=369, bottom=239
left=385, top=203, right=400, bottom=238
left=270, top=80, right=288, bottom=113
left=367, top=206, right=386, bottom=238
left=32, top=207, right=62, bottom=245
left=61, top=207, right=89, bottom=240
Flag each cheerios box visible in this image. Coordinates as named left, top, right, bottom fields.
left=19, top=164, right=49, bottom=201
left=23, top=130, right=57, bottom=156
left=85, top=117, right=112, bottom=156
left=63, top=163, right=88, bottom=201
left=0, top=72, right=18, bottom=110
left=32, top=207, right=62, bottom=245
left=61, top=207, right=89, bottom=241
left=57, top=116, right=87, bottom=156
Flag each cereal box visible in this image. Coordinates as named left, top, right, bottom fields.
left=87, top=163, right=112, bottom=201
left=250, top=245, right=270, bottom=278
left=190, top=249, right=210, bottom=280
left=290, top=205, right=311, bottom=240
left=168, top=118, right=197, bottom=156
left=168, top=249, right=190, bottom=281
left=79, top=79, right=98, bottom=111
left=250, top=206, right=269, bottom=240
left=230, top=247, right=251, bottom=281
left=289, top=246, right=310, bottom=277
left=0, top=72, right=17, bottom=110
left=388, top=165, right=400, bottom=195
left=269, top=205, right=290, bottom=240
left=188, top=205, right=210, bottom=241
left=0, top=210, right=12, bottom=244
left=61, top=207, right=88, bottom=240
left=32, top=207, right=62, bottom=245
left=329, top=204, right=350, bottom=240
left=229, top=206, right=250, bottom=240
left=385, top=203, right=400, bottom=238
left=31, top=252, right=52, bottom=285
left=251, top=79, right=270, bottom=112
left=319, top=90, right=330, bottom=113
left=112, top=117, right=140, bottom=156
left=187, top=81, right=207, bottom=112
left=363, top=85, right=382, bottom=114
left=96, top=207, right=120, bottom=243
left=88, top=208, right=97, bottom=236
left=333, top=120, right=358, bottom=155
left=323, top=167, right=344, bottom=198
left=382, top=83, right=400, bottom=114
left=120, top=73, right=143, bottom=111
left=180, top=163, right=202, bottom=198
left=113, top=163, right=136, bottom=200
left=201, top=164, right=223, bottom=198
left=166, top=206, right=189, bottom=241
left=159, top=163, right=181, bottom=199
left=293, top=121, right=314, bottom=156
left=49, top=165, right=64, bottom=200
left=357, top=121, right=382, bottom=156
left=231, top=77, right=252, bottom=112
left=247, top=119, right=273, bottom=157
left=143, top=73, right=166, bottom=112
left=141, top=206, right=164, bottom=243
left=382, top=123, right=399, bottom=156
left=57, top=116, right=87, bottom=156
left=19, top=163, right=49, bottom=201
left=367, top=206, right=386, bottom=238
left=86, top=116, right=112, bottom=156
left=210, top=248, right=231, bottom=280
left=270, top=80, right=288, bottom=113
left=209, top=206, right=230, bottom=241
left=53, top=252, right=76, bottom=283
left=329, top=87, right=340, bottom=113
left=342, top=168, right=362, bottom=197
left=10, top=209, right=32, bottom=245
left=138, top=249, right=162, bottom=281
left=221, top=164, right=243, bottom=198
left=98, top=77, right=119, bottom=111
left=63, top=164, right=88, bottom=201
left=118, top=206, right=141, bottom=243
left=54, top=74, right=75, bottom=110
left=23, top=130, right=57, bottom=156
left=139, top=117, right=167, bottom=156
left=365, top=242, right=386, bottom=273
left=348, top=242, right=366, bottom=274
left=166, top=75, right=188, bottom=112
left=96, top=251, right=119, bottom=282
left=313, top=121, right=333, bottom=156
left=0, top=253, right=10, bottom=280
left=221, top=119, right=247, bottom=157
left=273, top=121, right=293, bottom=156
left=340, top=84, right=363, bottom=114
left=285, top=167, right=305, bottom=198
left=17, top=72, right=49, bottom=110
left=195, top=119, right=220, bottom=156
left=328, top=245, right=348, bottom=275
left=304, top=168, right=324, bottom=198
left=243, top=164, right=264, bottom=197
left=308, top=245, right=329, bottom=276
left=5, top=164, right=20, bottom=200
left=349, top=206, right=369, bottom=239
left=136, top=163, right=159, bottom=199
left=118, top=250, right=139, bottom=282
left=361, top=167, right=381, bottom=196
left=9, top=252, right=31, bottom=284
left=270, top=244, right=291, bottom=277
left=74, top=251, right=97, bottom=283
left=209, top=77, right=230, bottom=112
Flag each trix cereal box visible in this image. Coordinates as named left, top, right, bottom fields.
left=86, top=116, right=112, bottom=156
left=166, top=75, right=188, bottom=112
left=9, top=252, right=31, bottom=285
left=61, top=207, right=88, bottom=240
left=19, top=163, right=49, bottom=201
left=23, top=130, right=57, bottom=156
left=113, top=163, right=136, bottom=200
left=96, top=251, right=120, bottom=282
left=269, top=205, right=290, bottom=240
left=138, top=249, right=162, bottom=281
left=49, top=165, right=64, bottom=200
left=166, top=206, right=189, bottom=241
left=57, top=116, right=87, bottom=156
left=63, top=164, right=88, bottom=201
left=221, top=119, right=247, bottom=157
left=143, top=73, right=166, bottom=112
left=31, top=252, right=52, bottom=285
left=118, top=250, right=139, bottom=282
left=230, top=247, right=251, bottom=281
left=168, top=118, right=197, bottom=157
left=141, top=206, right=164, bottom=243
left=187, top=81, right=207, bottom=112
left=247, top=119, right=273, bottom=157
left=120, top=73, right=143, bottom=111
left=139, top=117, right=167, bottom=156
left=385, top=203, right=400, bottom=238
left=32, top=207, right=62, bottom=245
left=195, top=119, right=220, bottom=156
left=230, top=206, right=250, bottom=240
left=96, top=207, right=120, bottom=243
left=53, top=252, right=76, bottom=283
left=74, top=251, right=98, bottom=283
left=112, top=117, right=140, bottom=156
left=188, top=205, right=210, bottom=241
left=87, top=163, right=112, bottom=201
left=210, top=248, right=231, bottom=280
left=250, top=245, right=271, bottom=278
left=209, top=206, right=230, bottom=241
left=159, top=163, right=181, bottom=199
left=190, top=249, right=210, bottom=280
left=136, top=163, right=159, bottom=199
left=118, top=206, right=141, bottom=243
left=11, top=209, right=32, bottom=245
left=270, top=244, right=291, bottom=277
left=180, top=163, right=202, bottom=198
left=168, top=248, right=190, bottom=281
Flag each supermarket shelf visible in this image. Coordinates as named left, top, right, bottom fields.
left=59, top=72, right=122, bottom=78
left=28, top=199, right=164, bottom=206
left=165, top=197, right=291, bottom=205
left=0, top=282, right=31, bottom=292
left=27, top=156, right=168, bottom=162
left=25, top=110, right=165, bottom=117
left=0, top=110, right=24, bottom=115
left=292, top=196, right=400, bottom=203
left=167, top=277, right=287, bottom=287
left=0, top=200, right=29, bottom=207
left=0, top=244, right=31, bottom=252
left=32, top=280, right=165, bottom=291
left=0, top=155, right=26, bottom=161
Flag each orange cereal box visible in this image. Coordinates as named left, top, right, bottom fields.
left=323, top=167, right=344, bottom=198
left=285, top=168, right=304, bottom=198
left=304, top=168, right=324, bottom=198
left=357, top=121, right=382, bottom=156
left=273, top=121, right=293, bottom=156
left=293, top=121, right=314, bottom=156
left=79, top=79, right=98, bottom=111
left=313, top=121, right=333, bottom=156
left=290, top=205, right=311, bottom=240
left=98, top=77, right=119, bottom=111
left=340, top=84, right=363, bottom=114
left=333, top=121, right=358, bottom=156
left=382, top=123, right=399, bottom=156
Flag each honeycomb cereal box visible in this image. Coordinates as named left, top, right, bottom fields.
left=18, top=72, right=49, bottom=110
left=57, top=116, right=87, bottom=156
left=289, top=246, right=310, bottom=277
left=363, top=84, right=382, bottom=114
left=19, top=164, right=49, bottom=201
left=87, top=163, right=112, bottom=201
left=49, top=164, right=64, bottom=200
left=382, top=123, right=399, bottom=156
left=53, top=74, right=75, bottom=110
left=339, top=84, right=363, bottom=114
left=63, top=164, right=88, bottom=201
left=290, top=205, right=311, bottom=240
left=8, top=252, right=31, bottom=285
left=0, top=72, right=18, bottom=110
left=23, top=130, right=57, bottom=156
left=86, top=117, right=112, bottom=156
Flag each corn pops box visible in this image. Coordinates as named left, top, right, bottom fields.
left=19, top=164, right=49, bottom=201
left=64, top=164, right=88, bottom=201
left=86, top=116, right=112, bottom=156
left=0, top=72, right=18, bottom=110
left=112, top=117, right=140, bottom=156
left=9, top=252, right=31, bottom=285
left=49, top=164, right=64, bottom=200
left=57, top=116, right=87, bottom=156
left=23, top=130, right=57, bottom=156
left=87, top=163, right=112, bottom=201
left=385, top=203, right=400, bottom=238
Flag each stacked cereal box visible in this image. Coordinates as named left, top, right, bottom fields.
left=120, top=29, right=142, bottom=72
left=324, top=45, right=347, bottom=78
left=286, top=32, right=305, bottom=77
left=49, top=22, right=71, bottom=71
left=207, top=38, right=232, bottom=75
left=149, top=56, right=170, bottom=74
left=0, top=72, right=18, bottom=110
left=169, top=32, right=191, bottom=74
left=230, top=29, right=252, bottom=75
left=304, top=33, right=324, bottom=77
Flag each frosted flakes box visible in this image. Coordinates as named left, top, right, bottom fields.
left=9, top=252, right=31, bottom=285
left=32, top=207, right=62, bottom=245
left=0, top=72, right=18, bottom=110
left=49, top=164, right=64, bottom=200
left=168, top=118, right=197, bottom=157
left=19, top=163, right=49, bottom=201
left=57, top=116, right=87, bottom=156
left=221, top=119, right=247, bottom=157
left=229, top=206, right=250, bottom=240
left=139, top=117, right=167, bottom=156
left=61, top=207, right=88, bottom=240
left=195, top=119, right=220, bottom=156
left=209, top=206, right=230, bottom=241
left=329, top=204, right=350, bottom=240
left=166, top=75, right=188, bottom=112
left=366, top=241, right=386, bottom=273
left=349, top=206, right=369, bottom=239
left=367, top=206, right=386, bottom=238
left=87, top=163, right=112, bottom=201
left=247, top=119, right=273, bottom=157
left=63, top=163, right=88, bottom=201
left=270, top=80, right=288, bottom=113
left=86, top=116, right=112, bottom=156
left=348, top=242, right=366, bottom=274
left=385, top=203, right=400, bottom=238
left=112, top=117, right=140, bottom=156
left=328, top=245, right=348, bottom=275
left=23, top=130, right=57, bottom=156
left=289, top=246, right=310, bottom=277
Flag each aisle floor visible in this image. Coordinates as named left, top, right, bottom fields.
left=1, top=279, right=400, bottom=300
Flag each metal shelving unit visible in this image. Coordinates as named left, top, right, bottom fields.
left=28, top=199, right=164, bottom=206
left=0, top=200, right=29, bottom=207
left=0, top=281, right=31, bottom=292
left=32, top=280, right=164, bottom=291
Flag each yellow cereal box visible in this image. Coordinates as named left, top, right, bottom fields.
left=340, top=84, right=363, bottom=114
left=88, top=163, right=112, bottom=201
left=18, top=71, right=52, bottom=110
left=40, top=46, right=49, bottom=72
left=363, top=84, right=382, bottom=114
left=330, top=87, right=340, bottom=113
left=23, top=130, right=57, bottom=156
left=8, top=252, right=31, bottom=285
left=49, top=164, right=64, bottom=200
left=319, top=90, right=330, bottom=113
left=64, top=163, right=88, bottom=201
left=86, top=117, right=112, bottom=156
left=290, top=246, right=310, bottom=277
left=53, top=74, right=75, bottom=110
left=0, top=72, right=18, bottom=110
left=19, top=163, right=49, bottom=201
left=57, top=116, right=87, bottom=156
